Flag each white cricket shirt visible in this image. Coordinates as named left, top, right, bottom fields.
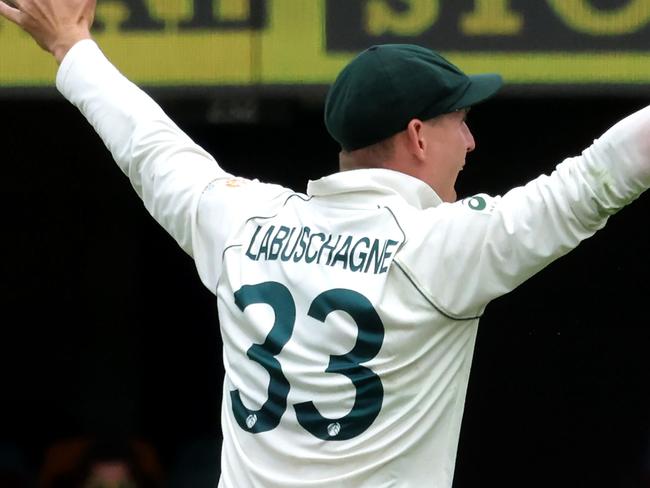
left=56, top=40, right=650, bottom=488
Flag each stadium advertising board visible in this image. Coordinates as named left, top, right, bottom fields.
left=1, top=0, right=649, bottom=89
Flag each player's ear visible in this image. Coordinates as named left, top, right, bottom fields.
left=405, top=118, right=427, bottom=162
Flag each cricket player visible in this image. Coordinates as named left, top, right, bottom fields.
left=2, top=0, right=649, bottom=487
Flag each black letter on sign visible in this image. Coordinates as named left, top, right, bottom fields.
left=94, top=0, right=164, bottom=32
left=181, top=0, right=268, bottom=30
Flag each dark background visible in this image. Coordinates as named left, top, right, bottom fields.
left=1, top=90, right=649, bottom=487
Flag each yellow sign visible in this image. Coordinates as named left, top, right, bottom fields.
left=1, top=0, right=649, bottom=88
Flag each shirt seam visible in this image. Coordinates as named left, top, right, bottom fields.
left=393, top=259, right=482, bottom=321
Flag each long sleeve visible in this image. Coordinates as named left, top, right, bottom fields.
left=56, top=39, right=232, bottom=256
left=398, top=105, right=650, bottom=318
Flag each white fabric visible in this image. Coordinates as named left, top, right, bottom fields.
left=57, top=39, right=650, bottom=488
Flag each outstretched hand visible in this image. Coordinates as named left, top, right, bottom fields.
left=0, top=0, right=96, bottom=63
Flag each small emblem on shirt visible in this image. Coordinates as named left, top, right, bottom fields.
left=225, top=178, right=248, bottom=188
left=327, top=422, right=341, bottom=437
left=462, top=194, right=495, bottom=213
left=467, top=196, right=486, bottom=210
left=246, top=414, right=257, bottom=429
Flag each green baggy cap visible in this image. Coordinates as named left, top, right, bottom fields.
left=324, top=44, right=503, bottom=151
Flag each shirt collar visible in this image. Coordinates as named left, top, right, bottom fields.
left=306, top=168, right=443, bottom=209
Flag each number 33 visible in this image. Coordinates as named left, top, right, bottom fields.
left=230, top=281, right=385, bottom=441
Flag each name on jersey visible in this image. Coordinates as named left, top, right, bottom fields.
left=245, top=224, right=400, bottom=274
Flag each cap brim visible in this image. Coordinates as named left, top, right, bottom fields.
left=452, top=73, right=503, bottom=110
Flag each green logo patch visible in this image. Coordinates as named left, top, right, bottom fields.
left=466, top=196, right=487, bottom=211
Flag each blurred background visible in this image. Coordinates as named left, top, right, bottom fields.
left=1, top=1, right=649, bottom=487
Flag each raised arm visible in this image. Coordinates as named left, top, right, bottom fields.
left=0, top=0, right=233, bottom=257
left=400, top=105, right=650, bottom=318
left=0, top=0, right=93, bottom=63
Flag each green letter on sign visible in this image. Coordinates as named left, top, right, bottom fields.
left=547, top=0, right=650, bottom=35
left=461, top=0, right=523, bottom=35
left=365, top=0, right=439, bottom=36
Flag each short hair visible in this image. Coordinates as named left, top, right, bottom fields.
left=338, top=135, right=396, bottom=171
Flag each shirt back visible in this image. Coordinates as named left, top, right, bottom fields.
left=206, top=173, right=478, bottom=488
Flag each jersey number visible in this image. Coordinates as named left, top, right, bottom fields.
left=230, top=282, right=385, bottom=441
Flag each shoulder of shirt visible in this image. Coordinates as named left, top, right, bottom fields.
left=206, top=177, right=292, bottom=194
left=201, top=177, right=302, bottom=214
left=454, top=193, right=500, bottom=215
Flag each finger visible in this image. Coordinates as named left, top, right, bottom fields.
left=0, top=1, right=23, bottom=25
